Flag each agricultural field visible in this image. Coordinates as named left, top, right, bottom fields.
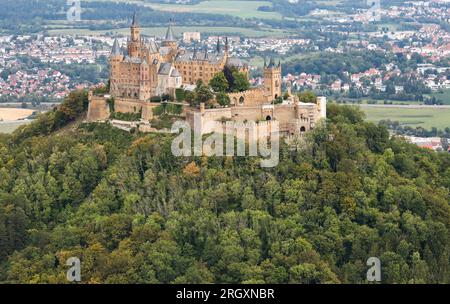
left=361, top=105, right=450, bottom=130
left=0, top=108, right=35, bottom=133
left=47, top=25, right=291, bottom=38
left=83, top=0, right=282, bottom=19
left=0, top=108, right=34, bottom=121
left=0, top=121, right=31, bottom=134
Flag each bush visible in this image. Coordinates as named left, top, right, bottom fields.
left=175, top=88, right=186, bottom=101
left=150, top=96, right=162, bottom=103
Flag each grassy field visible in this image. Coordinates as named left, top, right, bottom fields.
left=47, top=25, right=290, bottom=38
left=0, top=121, right=31, bottom=134
left=83, top=0, right=282, bottom=20
left=362, top=106, right=450, bottom=130
left=145, top=0, right=282, bottom=20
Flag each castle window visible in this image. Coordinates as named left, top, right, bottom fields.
left=300, top=126, right=306, bottom=132
left=239, top=96, right=244, bottom=105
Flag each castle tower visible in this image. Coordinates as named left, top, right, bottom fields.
left=162, top=22, right=178, bottom=49
left=317, top=96, right=327, bottom=119
left=264, top=58, right=282, bottom=101
left=139, top=59, right=151, bottom=101
left=110, top=38, right=123, bottom=96
left=129, top=12, right=141, bottom=58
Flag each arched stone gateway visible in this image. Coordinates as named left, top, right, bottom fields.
left=300, top=126, right=306, bottom=132
left=266, top=115, right=272, bottom=121
left=239, top=96, right=245, bottom=105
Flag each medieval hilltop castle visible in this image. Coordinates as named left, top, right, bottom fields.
left=87, top=13, right=326, bottom=136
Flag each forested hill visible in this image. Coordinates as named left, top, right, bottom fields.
left=0, top=90, right=449, bottom=283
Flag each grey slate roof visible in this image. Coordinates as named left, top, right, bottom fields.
left=170, top=68, right=180, bottom=77
left=123, top=56, right=142, bottom=64
left=165, top=24, right=176, bottom=41
left=132, top=12, right=138, bottom=26
left=158, top=62, right=172, bottom=75
left=267, top=57, right=275, bottom=68
left=174, top=48, right=224, bottom=63
left=111, top=38, right=122, bottom=56
left=147, top=40, right=159, bottom=53
left=216, top=37, right=221, bottom=54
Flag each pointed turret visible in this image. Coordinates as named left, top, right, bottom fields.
left=203, top=45, right=209, bottom=60
left=216, top=37, right=221, bottom=54
left=165, top=22, right=176, bottom=42
left=132, top=12, right=138, bottom=27
left=130, top=12, right=140, bottom=43
left=267, top=57, right=275, bottom=68
left=224, top=36, right=229, bottom=54
left=192, top=45, right=198, bottom=60
left=162, top=20, right=178, bottom=50
left=111, top=38, right=122, bottom=57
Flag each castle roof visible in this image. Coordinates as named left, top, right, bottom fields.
left=147, top=40, right=159, bottom=53
left=132, top=12, right=138, bottom=26
left=267, top=57, right=275, bottom=68
left=158, top=62, right=173, bottom=75
left=192, top=46, right=198, bottom=59
left=216, top=37, right=221, bottom=54
left=123, top=56, right=142, bottom=64
left=203, top=46, right=209, bottom=60
left=165, top=23, right=176, bottom=41
left=174, top=44, right=225, bottom=63
left=111, top=38, right=122, bottom=56
left=170, top=68, right=181, bottom=77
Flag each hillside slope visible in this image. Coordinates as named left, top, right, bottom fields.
left=0, top=98, right=448, bottom=283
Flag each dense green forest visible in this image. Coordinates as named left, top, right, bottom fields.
left=0, top=90, right=449, bottom=283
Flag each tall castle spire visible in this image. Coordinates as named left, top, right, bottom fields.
left=132, top=11, right=138, bottom=27
left=203, top=45, right=209, bottom=60
left=130, top=12, right=140, bottom=43
left=224, top=36, right=229, bottom=54
left=165, top=21, right=176, bottom=42
left=111, top=38, right=122, bottom=57
left=216, top=37, right=221, bottom=54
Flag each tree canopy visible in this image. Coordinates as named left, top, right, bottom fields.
left=0, top=99, right=448, bottom=284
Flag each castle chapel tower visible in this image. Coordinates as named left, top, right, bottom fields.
left=128, top=12, right=141, bottom=57
left=264, top=58, right=282, bottom=101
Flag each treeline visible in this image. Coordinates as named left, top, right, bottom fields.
left=284, top=51, right=389, bottom=78
left=380, top=119, right=450, bottom=139
left=10, top=89, right=89, bottom=144
left=0, top=96, right=448, bottom=283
